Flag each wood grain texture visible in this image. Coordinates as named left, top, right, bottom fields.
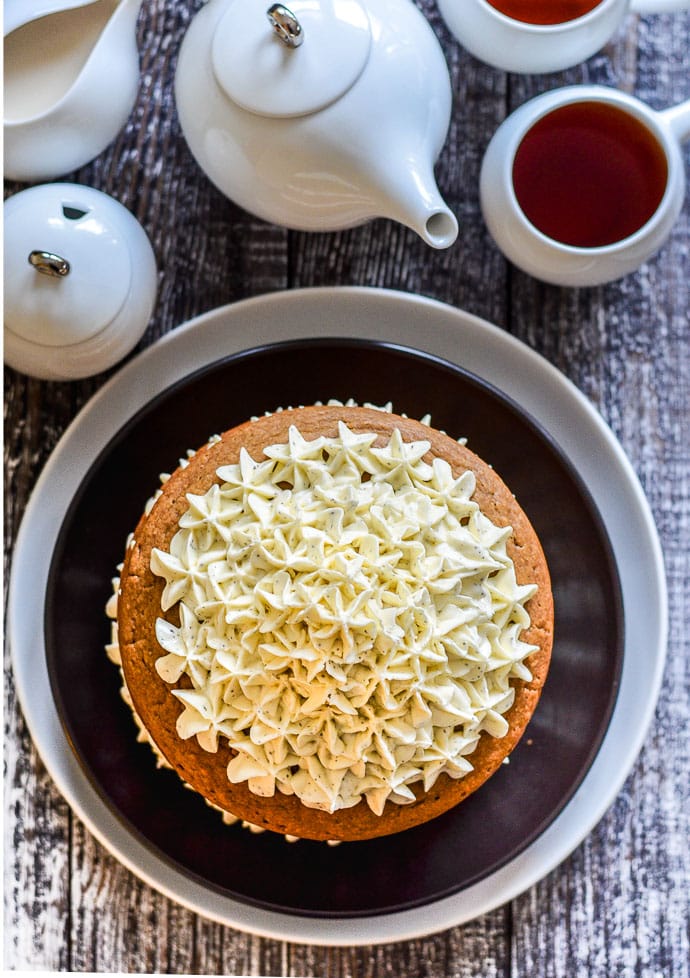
left=4, top=0, right=688, bottom=974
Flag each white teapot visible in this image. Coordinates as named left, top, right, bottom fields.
left=174, top=0, right=459, bottom=249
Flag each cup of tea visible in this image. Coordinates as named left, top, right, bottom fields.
left=479, top=85, right=690, bottom=287
left=436, top=0, right=690, bottom=74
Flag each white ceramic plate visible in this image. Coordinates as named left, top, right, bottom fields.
left=9, top=287, right=667, bottom=945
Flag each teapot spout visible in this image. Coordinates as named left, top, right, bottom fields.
left=374, top=159, right=458, bottom=250
left=415, top=206, right=459, bottom=250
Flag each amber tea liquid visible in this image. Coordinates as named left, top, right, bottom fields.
left=511, top=101, right=668, bottom=248
left=486, top=0, right=604, bottom=24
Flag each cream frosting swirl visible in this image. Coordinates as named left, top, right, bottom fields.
left=150, top=421, right=537, bottom=815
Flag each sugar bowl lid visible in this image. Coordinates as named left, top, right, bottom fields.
left=211, top=0, right=372, bottom=117
left=4, top=183, right=157, bottom=380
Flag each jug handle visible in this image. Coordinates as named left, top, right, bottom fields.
left=629, top=0, right=690, bottom=12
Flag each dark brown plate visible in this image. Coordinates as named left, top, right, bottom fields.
left=45, top=337, right=623, bottom=917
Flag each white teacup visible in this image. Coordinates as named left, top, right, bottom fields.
left=436, top=0, right=690, bottom=74
left=479, top=85, right=690, bottom=287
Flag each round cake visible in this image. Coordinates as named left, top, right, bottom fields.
left=113, top=404, right=554, bottom=841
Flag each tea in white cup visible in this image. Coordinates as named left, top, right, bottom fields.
left=483, top=0, right=603, bottom=23
left=511, top=101, right=667, bottom=247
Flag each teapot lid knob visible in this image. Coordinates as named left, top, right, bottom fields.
left=266, top=4, right=304, bottom=48
left=212, top=0, right=371, bottom=118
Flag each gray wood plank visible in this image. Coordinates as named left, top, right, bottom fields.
left=3, top=722, right=71, bottom=972
left=4, top=371, right=89, bottom=973
left=286, top=913, right=511, bottom=978
left=190, top=909, right=510, bottom=978
left=69, top=822, right=198, bottom=974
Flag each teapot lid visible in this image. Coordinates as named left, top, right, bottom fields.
left=212, top=0, right=372, bottom=118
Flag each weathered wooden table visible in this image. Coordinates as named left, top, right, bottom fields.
left=4, top=1, right=689, bottom=974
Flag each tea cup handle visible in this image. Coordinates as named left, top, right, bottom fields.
left=659, top=98, right=690, bottom=144
left=629, top=0, right=690, bottom=12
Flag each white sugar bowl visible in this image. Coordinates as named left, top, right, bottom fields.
left=4, top=183, right=157, bottom=380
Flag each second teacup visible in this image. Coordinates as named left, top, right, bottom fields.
left=436, top=0, right=690, bottom=74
